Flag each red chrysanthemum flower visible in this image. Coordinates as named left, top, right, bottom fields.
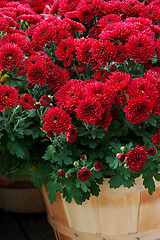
left=156, top=38, right=160, bottom=62
left=45, top=62, right=70, bottom=90
left=139, top=4, right=160, bottom=23
left=121, top=0, right=144, bottom=17
left=16, top=64, right=27, bottom=76
left=76, top=63, right=86, bottom=73
left=91, top=40, right=117, bottom=66
left=76, top=2, right=93, bottom=24
left=75, top=38, right=97, bottom=64
left=66, top=124, right=77, bottom=143
left=126, top=77, right=159, bottom=102
left=0, top=43, right=24, bottom=72
left=54, top=79, right=84, bottom=113
left=42, top=107, right=71, bottom=136
left=151, top=130, right=160, bottom=146
left=77, top=168, right=92, bottom=182
left=32, top=21, right=57, bottom=50
left=27, top=62, right=47, bottom=87
left=108, top=72, right=130, bottom=91
left=98, top=14, right=122, bottom=28
left=124, top=96, right=153, bottom=124
left=143, top=66, right=160, bottom=88
left=20, top=93, right=35, bottom=111
left=94, top=69, right=110, bottom=82
left=64, top=18, right=86, bottom=32
left=55, top=37, right=74, bottom=61
left=75, top=97, right=105, bottom=126
left=40, top=95, right=52, bottom=106
left=154, top=99, right=160, bottom=118
left=113, top=44, right=127, bottom=63
left=126, top=145, right=147, bottom=171
left=95, top=108, right=113, bottom=130
left=94, top=162, right=104, bottom=170
left=0, top=85, right=19, bottom=112
left=87, top=26, right=102, bottom=39
left=126, top=33, right=156, bottom=63
left=0, top=16, right=9, bottom=31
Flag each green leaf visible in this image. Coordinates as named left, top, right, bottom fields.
left=143, top=175, right=155, bottom=195
left=154, top=172, right=160, bottom=181
left=89, top=181, right=100, bottom=197
left=46, top=180, right=63, bottom=204
left=80, top=182, right=88, bottom=192
left=146, top=118, right=157, bottom=127
left=7, top=141, right=25, bottom=159
left=42, top=144, right=56, bottom=162
left=109, top=174, right=123, bottom=188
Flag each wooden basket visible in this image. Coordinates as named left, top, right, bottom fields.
left=42, top=177, right=160, bottom=240
left=0, top=174, right=45, bottom=213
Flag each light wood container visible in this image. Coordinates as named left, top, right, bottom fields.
left=0, top=174, right=45, bottom=213
left=42, top=177, right=160, bottom=240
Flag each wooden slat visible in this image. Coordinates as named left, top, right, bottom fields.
left=138, top=187, right=160, bottom=232
left=125, top=192, right=140, bottom=233
left=48, top=215, right=160, bottom=240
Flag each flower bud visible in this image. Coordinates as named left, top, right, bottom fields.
left=109, top=64, right=117, bottom=72
left=94, top=162, right=104, bottom=170
left=65, top=173, right=70, bottom=179
left=120, top=146, right=125, bottom=152
left=74, top=161, right=79, bottom=167
left=117, top=153, right=126, bottom=162
left=57, top=169, right=65, bottom=177
left=27, top=82, right=34, bottom=90
left=47, top=131, right=54, bottom=138
left=147, top=147, right=157, bottom=156
left=80, top=154, right=87, bottom=161
left=34, top=103, right=40, bottom=109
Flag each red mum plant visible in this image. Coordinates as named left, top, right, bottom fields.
left=1, top=0, right=160, bottom=205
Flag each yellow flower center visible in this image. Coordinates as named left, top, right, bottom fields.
left=8, top=56, right=12, bottom=60
left=53, top=119, right=57, bottom=123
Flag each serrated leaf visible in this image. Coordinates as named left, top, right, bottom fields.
left=143, top=175, right=155, bottom=195
left=42, top=144, right=56, bottom=161
left=146, top=118, right=157, bottom=127
left=46, top=180, right=63, bottom=204
left=90, top=182, right=100, bottom=196
left=80, top=182, right=88, bottom=192
left=7, top=141, right=25, bottom=159
left=109, top=174, right=123, bottom=188
left=154, top=172, right=160, bottom=181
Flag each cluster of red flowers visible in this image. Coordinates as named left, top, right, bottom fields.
left=1, top=0, right=160, bottom=182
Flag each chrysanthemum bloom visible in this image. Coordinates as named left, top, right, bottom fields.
left=154, top=100, right=160, bottom=118
left=126, top=145, right=147, bottom=171
left=66, top=124, right=77, bottom=143
left=143, top=66, right=160, bottom=88
left=108, top=72, right=130, bottom=91
left=94, top=69, right=110, bottom=82
left=32, top=21, right=57, bottom=50
left=27, top=62, right=47, bottom=87
left=121, top=0, right=144, bottom=17
left=64, top=18, right=86, bottom=32
left=95, top=108, right=113, bottom=130
left=126, top=33, right=156, bottom=63
left=0, top=16, right=9, bottom=31
left=76, top=2, right=93, bottom=24
left=91, top=40, right=117, bottom=66
left=75, top=38, right=97, bottom=64
left=151, top=130, right=160, bottom=146
left=124, top=96, right=153, bottom=124
left=42, top=107, right=71, bottom=136
left=0, top=85, right=19, bottom=112
left=98, top=14, right=122, bottom=28
left=45, top=62, right=70, bottom=90
left=40, top=95, right=52, bottom=107
left=55, top=37, right=74, bottom=61
left=87, top=27, right=102, bottom=39
left=20, top=93, right=35, bottom=111
left=147, top=147, right=157, bottom=156
left=63, top=54, right=74, bottom=68
left=139, top=4, right=160, bottom=23
left=75, top=97, right=104, bottom=126
left=126, top=77, right=159, bottom=101
left=83, top=82, right=115, bottom=108
left=0, top=43, right=24, bottom=72
left=0, top=33, right=31, bottom=55
left=76, top=63, right=86, bottom=73
left=113, top=44, right=127, bottom=63
left=77, top=168, right=92, bottom=182
left=54, top=79, right=83, bottom=113
left=94, top=162, right=104, bottom=170
left=16, top=65, right=27, bottom=76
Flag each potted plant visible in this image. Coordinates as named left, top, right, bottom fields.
left=1, top=0, right=160, bottom=238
